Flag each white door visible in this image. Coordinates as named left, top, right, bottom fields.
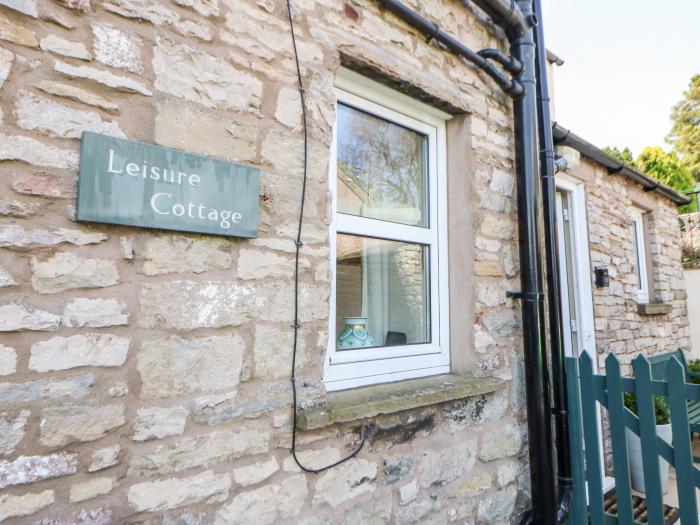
left=555, top=190, right=580, bottom=358
left=555, top=175, right=614, bottom=493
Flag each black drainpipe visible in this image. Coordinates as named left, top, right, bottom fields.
left=375, top=1, right=557, bottom=524
left=531, top=0, right=573, bottom=521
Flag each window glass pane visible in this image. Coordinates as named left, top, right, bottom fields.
left=336, top=103, right=429, bottom=227
left=335, top=234, right=430, bottom=350
left=633, top=221, right=642, bottom=289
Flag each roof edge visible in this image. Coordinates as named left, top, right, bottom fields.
left=552, top=123, right=691, bottom=206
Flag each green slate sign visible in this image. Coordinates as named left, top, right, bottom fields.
left=76, top=132, right=259, bottom=238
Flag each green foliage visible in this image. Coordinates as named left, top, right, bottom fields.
left=623, top=392, right=671, bottom=425
left=636, top=146, right=695, bottom=193
left=667, top=75, right=700, bottom=181
left=689, top=359, right=700, bottom=384
left=604, top=146, right=637, bottom=168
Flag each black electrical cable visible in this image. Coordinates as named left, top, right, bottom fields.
left=286, top=0, right=366, bottom=474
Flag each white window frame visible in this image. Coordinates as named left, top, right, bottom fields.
left=324, top=68, right=451, bottom=391
left=631, top=206, right=649, bottom=304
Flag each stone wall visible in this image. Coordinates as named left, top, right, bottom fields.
left=0, top=0, right=530, bottom=523
left=560, top=151, right=691, bottom=373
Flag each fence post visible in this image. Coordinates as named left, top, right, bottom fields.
left=667, top=357, right=699, bottom=525
left=632, top=355, right=665, bottom=525
left=605, top=353, right=634, bottom=524
left=566, top=356, right=588, bottom=525
left=579, top=352, right=605, bottom=525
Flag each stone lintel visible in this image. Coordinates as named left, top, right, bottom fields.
left=637, top=302, right=673, bottom=316
left=297, top=374, right=504, bottom=431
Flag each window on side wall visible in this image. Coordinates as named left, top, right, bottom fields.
left=324, top=68, right=450, bottom=391
left=631, top=206, right=649, bottom=304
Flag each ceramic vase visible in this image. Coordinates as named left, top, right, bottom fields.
left=337, top=317, right=374, bottom=349
left=626, top=423, right=672, bottom=494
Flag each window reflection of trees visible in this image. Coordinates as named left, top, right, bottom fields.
left=337, top=104, right=427, bottom=226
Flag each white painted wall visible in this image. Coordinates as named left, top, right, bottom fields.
left=684, top=268, right=700, bottom=358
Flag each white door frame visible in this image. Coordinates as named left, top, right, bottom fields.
left=555, top=173, right=596, bottom=360
left=555, top=173, right=613, bottom=493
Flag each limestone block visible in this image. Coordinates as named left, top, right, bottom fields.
left=128, top=470, right=231, bottom=512
left=0, top=199, right=38, bottom=218
left=214, top=475, right=307, bottom=525
left=253, top=324, right=293, bottom=379
left=0, top=46, right=13, bottom=91
left=232, top=457, right=279, bottom=486
left=29, top=333, right=130, bottom=372
left=383, top=454, right=414, bottom=484
left=0, top=490, right=54, bottom=521
left=55, top=0, right=90, bottom=12
left=0, top=373, right=93, bottom=405
left=139, top=281, right=253, bottom=330
left=0, top=344, right=16, bottom=375
left=88, top=445, right=119, bottom=472
left=0, top=14, right=37, bottom=47
left=141, top=235, right=232, bottom=275
left=0, top=453, right=77, bottom=488
left=479, top=213, right=515, bottom=240
left=193, top=389, right=287, bottom=425
left=0, top=266, right=14, bottom=288
left=103, top=0, right=212, bottom=40
left=127, top=428, right=269, bottom=476
left=155, top=100, right=257, bottom=163
left=15, top=91, right=125, bottom=139
left=275, top=87, right=302, bottom=129
left=312, top=459, right=378, bottom=507
left=69, top=476, right=115, bottom=503
left=31, top=252, right=119, bottom=294
left=341, top=492, right=392, bottom=525
left=39, top=404, right=125, bottom=448
left=12, top=172, right=76, bottom=198
left=478, top=422, right=523, bottom=461
left=419, top=439, right=476, bottom=487
left=173, top=0, right=219, bottom=17
left=137, top=335, right=244, bottom=398
left=0, top=0, right=37, bottom=17
left=92, top=23, right=143, bottom=73
left=0, top=303, right=60, bottom=331
left=35, top=79, right=119, bottom=113
left=238, top=248, right=294, bottom=279
left=476, top=485, right=517, bottom=523
left=0, top=410, right=28, bottom=455
left=55, top=60, right=152, bottom=96
left=132, top=406, right=188, bottom=441
left=153, top=38, right=262, bottom=111
left=0, top=225, right=106, bottom=249
left=62, top=298, right=128, bottom=328
left=283, top=447, right=341, bottom=473
left=395, top=497, right=435, bottom=524
left=399, top=480, right=418, bottom=505
left=39, top=35, right=91, bottom=60
left=0, top=133, right=78, bottom=169
left=496, top=460, right=518, bottom=487
left=489, top=171, right=514, bottom=196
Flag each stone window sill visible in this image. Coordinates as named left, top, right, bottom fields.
left=637, top=302, right=672, bottom=316
left=296, top=374, right=504, bottom=431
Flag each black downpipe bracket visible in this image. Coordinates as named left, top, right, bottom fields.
left=374, top=1, right=557, bottom=523
left=532, top=0, right=573, bottom=522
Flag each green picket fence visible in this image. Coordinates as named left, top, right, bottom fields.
left=566, top=352, right=700, bottom=525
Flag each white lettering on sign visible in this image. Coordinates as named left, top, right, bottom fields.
left=107, top=149, right=201, bottom=187
left=150, top=192, right=243, bottom=229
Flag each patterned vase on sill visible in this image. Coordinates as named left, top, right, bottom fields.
left=337, top=317, right=374, bottom=349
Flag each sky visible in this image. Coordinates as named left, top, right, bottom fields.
left=541, top=0, right=700, bottom=155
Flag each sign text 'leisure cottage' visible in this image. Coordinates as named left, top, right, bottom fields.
left=76, top=132, right=260, bottom=238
